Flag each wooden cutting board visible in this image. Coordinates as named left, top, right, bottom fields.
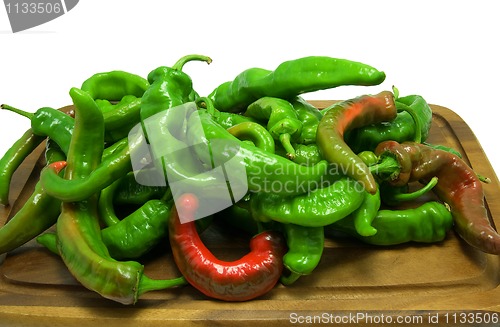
left=0, top=102, right=499, bottom=326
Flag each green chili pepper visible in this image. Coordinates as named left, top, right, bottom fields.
left=100, top=199, right=173, bottom=259
left=289, top=143, right=323, bottom=166
left=328, top=202, right=453, bottom=245
left=140, top=54, right=212, bottom=123
left=227, top=121, right=276, bottom=154
left=291, top=97, right=323, bottom=145
left=81, top=70, right=149, bottom=101
left=351, top=187, right=381, bottom=237
left=98, top=177, right=123, bottom=227
left=244, top=97, right=302, bottom=158
left=209, top=56, right=386, bottom=113
left=0, top=140, right=65, bottom=254
left=249, top=176, right=365, bottom=227
left=280, top=223, right=324, bottom=285
left=99, top=95, right=142, bottom=144
left=347, top=88, right=433, bottom=153
left=112, top=172, right=167, bottom=205
left=1, top=104, right=75, bottom=155
left=187, top=109, right=331, bottom=196
left=317, top=91, right=397, bottom=194
left=54, top=87, right=185, bottom=305
left=0, top=128, right=45, bottom=206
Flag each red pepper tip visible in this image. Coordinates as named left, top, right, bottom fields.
left=49, top=160, right=67, bottom=174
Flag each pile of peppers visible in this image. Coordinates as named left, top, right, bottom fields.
left=1, top=54, right=499, bottom=305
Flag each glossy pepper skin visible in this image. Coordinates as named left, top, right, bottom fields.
left=97, top=95, right=143, bottom=144
left=209, top=56, right=386, bottom=113
left=375, top=141, right=500, bottom=255
left=244, top=97, right=302, bottom=158
left=140, top=54, right=212, bottom=123
left=249, top=176, right=365, bottom=227
left=280, top=223, right=324, bottom=285
left=81, top=70, right=149, bottom=101
left=0, top=128, right=44, bottom=206
left=169, top=193, right=287, bottom=301
left=0, top=140, right=65, bottom=254
left=54, top=87, right=185, bottom=305
left=292, top=97, right=323, bottom=145
left=328, top=201, right=453, bottom=245
left=316, top=91, right=397, bottom=194
left=187, top=109, right=331, bottom=196
left=1, top=104, right=75, bottom=156
left=227, top=121, right=276, bottom=154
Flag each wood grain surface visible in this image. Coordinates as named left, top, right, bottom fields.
left=0, top=102, right=499, bottom=326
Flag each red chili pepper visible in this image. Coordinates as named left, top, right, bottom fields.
left=375, top=140, right=500, bottom=255
left=168, top=193, right=287, bottom=301
left=317, top=91, right=397, bottom=194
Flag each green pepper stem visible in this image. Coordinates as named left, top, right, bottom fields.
left=279, top=133, right=296, bottom=160
left=137, top=275, right=187, bottom=296
left=172, top=54, right=212, bottom=71
left=368, top=155, right=400, bottom=177
left=391, top=177, right=439, bottom=202
left=1, top=104, right=34, bottom=120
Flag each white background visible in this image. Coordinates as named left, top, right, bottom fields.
left=1, top=0, right=500, bottom=177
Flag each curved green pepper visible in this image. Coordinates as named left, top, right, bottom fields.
left=244, top=97, right=302, bottom=158
left=280, top=223, right=324, bottom=285
left=291, top=97, right=323, bottom=145
left=81, top=70, right=149, bottom=101
left=249, top=176, right=365, bottom=227
left=209, top=56, right=386, bottom=113
left=140, top=54, right=212, bottom=123
left=328, top=201, right=453, bottom=245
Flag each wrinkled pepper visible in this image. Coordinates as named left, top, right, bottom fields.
left=328, top=201, right=453, bottom=245
left=374, top=140, right=500, bottom=255
left=81, top=70, right=149, bottom=101
left=169, top=193, right=287, bottom=301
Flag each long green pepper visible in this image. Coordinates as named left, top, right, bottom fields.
left=54, top=87, right=185, bottom=305
left=209, top=56, right=386, bottom=113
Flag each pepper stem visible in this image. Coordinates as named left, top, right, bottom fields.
left=172, top=54, right=212, bottom=71
left=279, top=133, right=296, bottom=160
left=1, top=104, right=34, bottom=120
left=368, top=154, right=400, bottom=177
left=137, top=275, right=187, bottom=296
left=389, top=177, right=439, bottom=203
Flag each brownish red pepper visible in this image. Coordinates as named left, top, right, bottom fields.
left=316, top=91, right=397, bottom=194
left=168, top=193, right=287, bottom=301
left=374, top=140, right=500, bottom=255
